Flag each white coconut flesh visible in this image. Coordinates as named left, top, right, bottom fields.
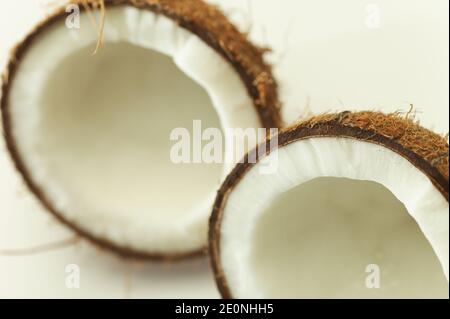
left=8, top=7, right=261, bottom=254
left=219, top=138, right=449, bottom=298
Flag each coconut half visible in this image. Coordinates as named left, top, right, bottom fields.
left=0, top=0, right=281, bottom=259
left=210, top=111, right=449, bottom=298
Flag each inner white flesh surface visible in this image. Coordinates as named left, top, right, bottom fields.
left=220, top=138, right=449, bottom=298
left=9, top=7, right=260, bottom=253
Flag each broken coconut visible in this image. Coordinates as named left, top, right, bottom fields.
left=0, top=0, right=282, bottom=259
left=210, top=111, right=449, bottom=298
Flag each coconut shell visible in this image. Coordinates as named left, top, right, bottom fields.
left=1, top=0, right=282, bottom=260
left=209, top=111, right=449, bottom=298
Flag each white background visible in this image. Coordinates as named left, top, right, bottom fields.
left=0, top=0, right=448, bottom=298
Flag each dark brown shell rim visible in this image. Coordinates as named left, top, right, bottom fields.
left=0, top=0, right=282, bottom=261
left=209, top=111, right=449, bottom=298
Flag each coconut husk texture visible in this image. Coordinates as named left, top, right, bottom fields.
left=209, top=111, right=449, bottom=298
left=0, top=0, right=282, bottom=260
